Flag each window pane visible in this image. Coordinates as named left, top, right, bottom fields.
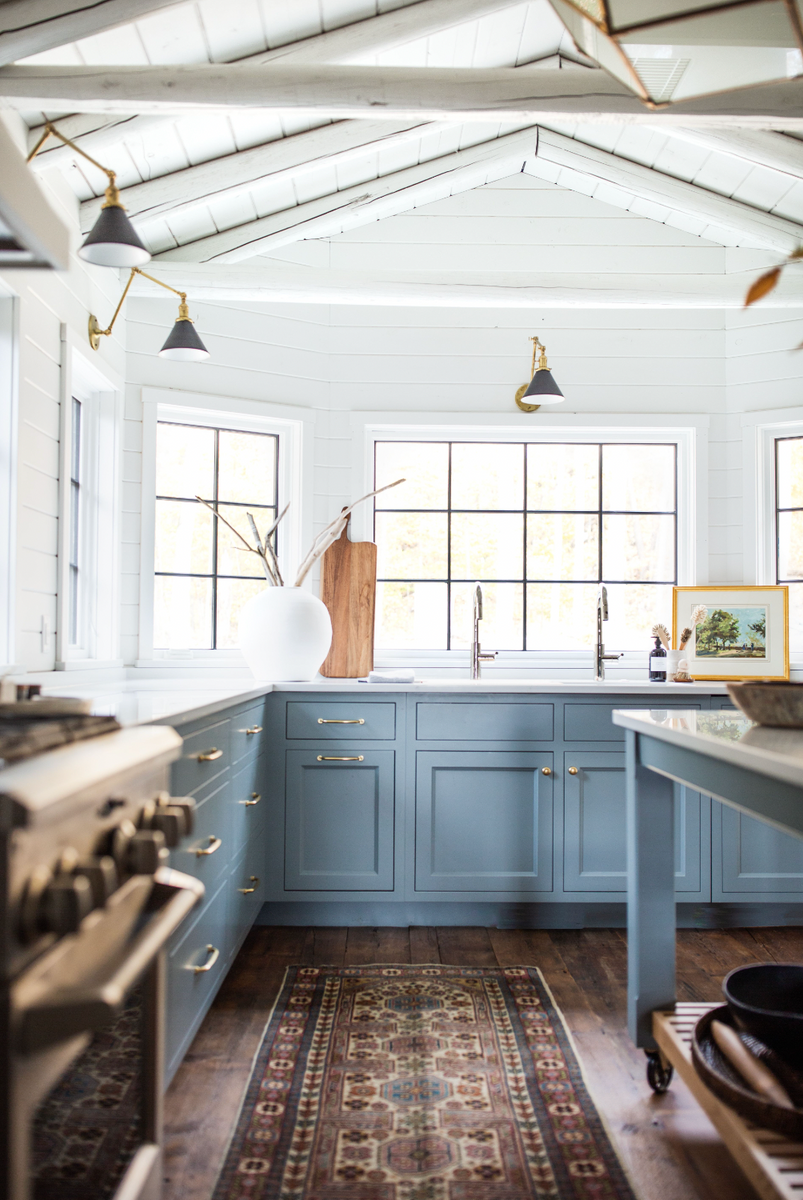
left=527, top=514, right=599, bottom=580
left=451, top=443, right=523, bottom=510
left=527, top=444, right=598, bottom=511
left=602, top=445, right=675, bottom=512
left=777, top=438, right=803, bottom=509
left=217, top=430, right=276, bottom=506
left=778, top=511, right=803, bottom=578
left=154, top=576, right=212, bottom=648
left=375, top=582, right=447, bottom=648
left=526, top=583, right=597, bottom=649
left=450, top=513, right=523, bottom=579
left=155, top=499, right=213, bottom=574
left=375, top=442, right=448, bottom=510
left=451, top=582, right=523, bottom=650
left=602, top=514, right=675, bottom=581
left=375, top=512, right=447, bottom=579
left=789, top=582, right=803, bottom=651
left=217, top=577, right=265, bottom=649
left=603, top=583, right=674, bottom=651
left=217, top=503, right=275, bottom=578
left=156, top=423, right=214, bottom=499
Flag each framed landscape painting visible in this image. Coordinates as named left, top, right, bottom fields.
left=672, top=586, right=789, bottom=681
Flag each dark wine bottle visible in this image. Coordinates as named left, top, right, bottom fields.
left=649, top=635, right=667, bottom=682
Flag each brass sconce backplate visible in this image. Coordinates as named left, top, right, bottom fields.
left=514, top=383, right=540, bottom=413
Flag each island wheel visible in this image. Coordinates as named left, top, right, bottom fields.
left=645, top=1050, right=674, bottom=1093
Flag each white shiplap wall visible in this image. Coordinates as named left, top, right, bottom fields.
left=0, top=162, right=126, bottom=671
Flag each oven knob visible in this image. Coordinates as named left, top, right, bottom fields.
left=109, top=819, right=137, bottom=870
left=165, top=797, right=195, bottom=836
left=127, top=830, right=168, bottom=875
left=18, top=864, right=53, bottom=943
left=151, top=807, right=188, bottom=848
left=74, top=856, right=117, bottom=907
left=137, top=800, right=157, bottom=829
left=41, top=873, right=93, bottom=935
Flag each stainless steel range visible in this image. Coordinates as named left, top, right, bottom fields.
left=0, top=724, right=204, bottom=1200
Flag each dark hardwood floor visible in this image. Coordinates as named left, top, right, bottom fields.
left=163, top=925, right=803, bottom=1200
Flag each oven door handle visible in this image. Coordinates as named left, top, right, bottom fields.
left=15, top=868, right=204, bottom=1054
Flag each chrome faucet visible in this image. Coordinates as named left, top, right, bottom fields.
left=595, top=585, right=622, bottom=681
left=471, top=583, right=497, bottom=679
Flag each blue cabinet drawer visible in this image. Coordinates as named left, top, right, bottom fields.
left=564, top=702, right=702, bottom=742
left=171, top=719, right=231, bottom=796
left=230, top=702, right=266, bottom=764
left=228, top=836, right=266, bottom=961
left=165, top=876, right=228, bottom=1080
left=286, top=701, right=395, bottom=741
left=230, top=756, right=266, bottom=857
left=416, top=702, right=553, bottom=742
left=170, top=778, right=231, bottom=889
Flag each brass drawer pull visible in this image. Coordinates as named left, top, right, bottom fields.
left=245, top=725, right=262, bottom=735
left=317, top=755, right=364, bottom=762
left=318, top=718, right=364, bottom=724
left=568, top=766, right=579, bottom=775
left=541, top=767, right=552, bottom=776
left=197, top=748, right=222, bottom=762
left=241, top=793, right=261, bottom=807
left=194, top=944, right=220, bottom=974
left=196, top=835, right=222, bottom=857
left=239, top=876, right=260, bottom=895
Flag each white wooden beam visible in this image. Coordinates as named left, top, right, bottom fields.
left=662, top=128, right=803, bottom=180
left=0, top=0, right=188, bottom=67
left=8, top=63, right=803, bottom=126
left=80, top=119, right=451, bottom=231
left=27, top=0, right=526, bottom=166
left=153, top=126, right=539, bottom=263
left=128, top=260, right=803, bottom=309
left=530, top=128, right=803, bottom=254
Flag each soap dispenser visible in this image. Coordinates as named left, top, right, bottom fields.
left=649, top=636, right=667, bottom=682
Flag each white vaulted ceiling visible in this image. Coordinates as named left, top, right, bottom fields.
left=7, top=0, right=803, bottom=306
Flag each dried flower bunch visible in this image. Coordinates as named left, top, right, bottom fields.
left=195, top=478, right=404, bottom=589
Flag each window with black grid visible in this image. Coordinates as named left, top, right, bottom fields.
left=373, top=441, right=677, bottom=651
left=154, top=421, right=278, bottom=649
left=776, top=436, right=803, bottom=649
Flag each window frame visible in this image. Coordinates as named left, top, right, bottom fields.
left=138, top=388, right=309, bottom=665
left=350, top=413, right=704, bottom=670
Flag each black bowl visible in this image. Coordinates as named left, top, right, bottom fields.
left=724, top=963, right=803, bottom=1069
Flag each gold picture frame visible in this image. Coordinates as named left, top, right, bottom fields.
left=672, top=585, right=789, bottom=681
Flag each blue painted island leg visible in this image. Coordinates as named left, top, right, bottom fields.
left=626, top=728, right=677, bottom=1050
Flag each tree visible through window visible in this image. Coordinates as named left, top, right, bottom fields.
left=373, top=441, right=677, bottom=651
left=776, top=437, right=803, bottom=649
left=154, top=421, right=278, bottom=649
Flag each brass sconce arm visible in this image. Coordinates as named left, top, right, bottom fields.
left=27, top=121, right=123, bottom=205
left=88, top=267, right=188, bottom=350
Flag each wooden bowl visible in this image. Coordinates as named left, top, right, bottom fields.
left=692, top=1005, right=803, bottom=1137
left=724, top=964, right=803, bottom=1070
left=726, top=682, right=803, bottom=727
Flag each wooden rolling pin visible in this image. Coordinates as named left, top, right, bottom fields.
left=711, top=1020, right=795, bottom=1109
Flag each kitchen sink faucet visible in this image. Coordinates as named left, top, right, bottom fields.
left=596, top=585, right=622, bottom=681
left=471, top=582, right=497, bottom=679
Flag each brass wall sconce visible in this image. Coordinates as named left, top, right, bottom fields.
left=27, top=121, right=150, bottom=268
left=89, top=267, right=210, bottom=361
left=515, top=337, right=564, bottom=412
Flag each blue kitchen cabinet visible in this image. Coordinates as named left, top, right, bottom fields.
left=415, top=750, right=553, bottom=892
left=284, top=749, right=396, bottom=890
left=563, top=750, right=709, bottom=899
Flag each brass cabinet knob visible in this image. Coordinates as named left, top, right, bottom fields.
left=541, top=767, right=552, bottom=776
left=239, top=876, right=260, bottom=895
left=194, top=944, right=220, bottom=974
left=195, top=835, right=222, bottom=858
left=245, top=725, right=263, bottom=735
left=568, top=766, right=579, bottom=775
left=197, top=748, right=222, bottom=762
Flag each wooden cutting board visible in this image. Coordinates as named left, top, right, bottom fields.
left=319, top=517, right=377, bottom=678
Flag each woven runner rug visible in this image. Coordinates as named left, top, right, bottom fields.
left=213, top=964, right=636, bottom=1200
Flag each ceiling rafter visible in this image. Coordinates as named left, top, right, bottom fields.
left=661, top=128, right=803, bottom=180
left=27, top=0, right=529, bottom=167
left=0, top=0, right=187, bottom=67
left=152, top=126, right=540, bottom=263
left=7, top=62, right=803, bottom=125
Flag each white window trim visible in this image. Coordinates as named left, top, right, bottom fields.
left=138, top=387, right=311, bottom=665
left=349, top=411, right=706, bottom=671
left=55, top=327, right=124, bottom=671
left=0, top=290, right=18, bottom=673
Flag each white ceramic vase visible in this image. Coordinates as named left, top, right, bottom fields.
left=666, top=649, right=682, bottom=681
left=238, top=586, right=332, bottom=681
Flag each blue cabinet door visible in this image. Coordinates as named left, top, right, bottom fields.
left=563, top=751, right=708, bottom=897
left=415, top=751, right=553, bottom=892
left=713, top=800, right=803, bottom=897
left=285, top=750, right=395, bottom=891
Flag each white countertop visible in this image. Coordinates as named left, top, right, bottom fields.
left=38, top=675, right=729, bottom=727
left=613, top=708, right=803, bottom=790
